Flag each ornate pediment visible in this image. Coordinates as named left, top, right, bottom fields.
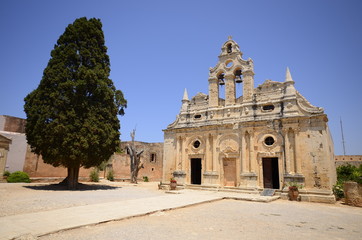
left=296, top=92, right=324, bottom=114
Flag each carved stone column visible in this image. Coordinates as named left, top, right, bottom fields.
left=175, top=136, right=181, bottom=171
left=181, top=137, right=187, bottom=171
left=212, top=138, right=218, bottom=172
left=249, top=131, right=255, bottom=173
left=180, top=136, right=184, bottom=171
left=284, top=129, right=291, bottom=174
left=206, top=134, right=212, bottom=172
left=225, top=74, right=236, bottom=106
left=294, top=129, right=302, bottom=174
left=241, top=131, right=247, bottom=173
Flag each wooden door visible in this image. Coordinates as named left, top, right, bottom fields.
left=223, top=158, right=236, bottom=187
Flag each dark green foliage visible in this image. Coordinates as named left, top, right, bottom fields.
left=143, top=176, right=149, bottom=182
left=23, top=17, right=126, bottom=189
left=3, top=170, right=10, bottom=177
left=336, top=164, right=362, bottom=184
left=333, top=164, right=362, bottom=199
left=7, top=171, right=31, bottom=183
left=107, top=169, right=114, bottom=181
left=90, top=169, right=99, bottom=182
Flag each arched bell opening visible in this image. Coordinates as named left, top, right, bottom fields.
left=234, top=68, right=243, bottom=101
left=227, top=43, right=232, bottom=53
left=217, top=72, right=226, bottom=101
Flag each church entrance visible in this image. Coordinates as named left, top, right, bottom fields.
left=262, top=158, right=280, bottom=189
left=190, top=158, right=202, bottom=185
left=223, top=158, right=236, bottom=187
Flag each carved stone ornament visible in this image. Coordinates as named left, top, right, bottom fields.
left=220, top=138, right=239, bottom=153
left=245, top=107, right=249, bottom=115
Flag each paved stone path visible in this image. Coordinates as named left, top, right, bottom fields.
left=0, top=189, right=278, bottom=239
left=41, top=199, right=362, bottom=240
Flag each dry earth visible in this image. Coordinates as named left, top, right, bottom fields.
left=1, top=181, right=361, bottom=240
left=0, top=181, right=163, bottom=217
left=40, top=199, right=362, bottom=240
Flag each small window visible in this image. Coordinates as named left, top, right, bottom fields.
left=194, top=114, right=202, bottom=119
left=193, top=140, right=201, bottom=148
left=263, top=105, right=275, bottom=111
left=150, top=153, right=156, bottom=162
left=265, top=136, right=275, bottom=146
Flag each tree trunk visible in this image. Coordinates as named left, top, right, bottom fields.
left=67, top=166, right=80, bottom=190
left=128, top=129, right=144, bottom=184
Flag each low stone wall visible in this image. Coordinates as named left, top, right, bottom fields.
left=343, top=181, right=362, bottom=207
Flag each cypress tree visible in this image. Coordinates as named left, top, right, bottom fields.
left=24, top=17, right=127, bottom=189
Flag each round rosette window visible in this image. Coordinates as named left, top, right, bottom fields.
left=193, top=140, right=201, bottom=149
left=264, top=136, right=275, bottom=146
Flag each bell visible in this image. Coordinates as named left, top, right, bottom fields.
left=235, top=75, right=242, bottom=83
left=219, top=80, right=225, bottom=86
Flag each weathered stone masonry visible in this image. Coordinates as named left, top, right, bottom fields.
left=163, top=37, right=336, bottom=203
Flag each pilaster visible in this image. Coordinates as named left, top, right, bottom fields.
left=242, top=70, right=254, bottom=102
left=208, top=77, right=219, bottom=107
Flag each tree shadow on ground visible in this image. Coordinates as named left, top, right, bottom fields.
left=23, top=183, right=121, bottom=191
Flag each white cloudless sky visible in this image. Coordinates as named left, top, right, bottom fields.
left=0, top=0, right=361, bottom=155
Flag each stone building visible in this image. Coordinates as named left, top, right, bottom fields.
left=117, top=141, right=163, bottom=182
left=0, top=115, right=27, bottom=174
left=163, top=37, right=336, bottom=203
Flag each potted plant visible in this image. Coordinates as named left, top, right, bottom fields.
left=170, top=178, right=177, bottom=190
left=287, top=182, right=303, bottom=201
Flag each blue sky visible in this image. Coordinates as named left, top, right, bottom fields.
left=1, top=0, right=361, bottom=155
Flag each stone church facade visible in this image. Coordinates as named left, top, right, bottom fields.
left=163, top=37, right=336, bottom=203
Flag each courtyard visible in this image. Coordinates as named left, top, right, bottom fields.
left=0, top=182, right=361, bottom=240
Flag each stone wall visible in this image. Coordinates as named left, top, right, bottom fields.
left=23, top=146, right=95, bottom=180
left=343, top=181, right=362, bottom=207
left=23, top=141, right=164, bottom=182
left=118, top=141, right=163, bottom=182
left=335, top=155, right=362, bottom=167
left=0, top=115, right=26, bottom=133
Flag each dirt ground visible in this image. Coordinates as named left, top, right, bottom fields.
left=40, top=199, right=362, bottom=240
left=1, top=182, right=361, bottom=240
left=0, top=181, right=163, bottom=217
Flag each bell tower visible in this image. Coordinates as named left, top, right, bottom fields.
left=208, top=36, right=255, bottom=107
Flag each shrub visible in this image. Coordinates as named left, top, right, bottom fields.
left=3, top=170, right=10, bottom=177
left=351, top=169, right=362, bottom=184
left=333, top=181, right=344, bottom=200
left=336, top=164, right=362, bottom=183
left=337, top=164, right=357, bottom=182
left=107, top=170, right=114, bottom=181
left=143, top=176, right=149, bottom=182
left=333, top=164, right=362, bottom=199
left=90, top=169, right=99, bottom=182
left=7, top=171, right=31, bottom=183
